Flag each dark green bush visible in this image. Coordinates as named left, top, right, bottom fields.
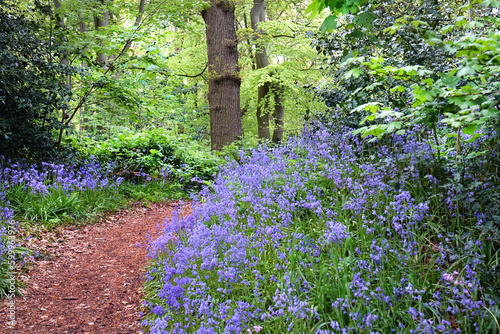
left=0, top=0, right=73, bottom=161
left=71, top=129, right=222, bottom=188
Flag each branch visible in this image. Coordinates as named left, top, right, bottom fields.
left=175, top=63, right=208, bottom=78
left=63, top=0, right=168, bottom=127
left=125, top=63, right=208, bottom=78
left=57, top=0, right=170, bottom=150
left=271, top=34, right=295, bottom=38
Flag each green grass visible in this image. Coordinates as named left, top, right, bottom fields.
left=6, top=180, right=188, bottom=230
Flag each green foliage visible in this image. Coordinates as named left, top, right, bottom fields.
left=72, top=129, right=222, bottom=187
left=310, top=0, right=499, bottom=148
left=0, top=243, right=28, bottom=299
left=311, top=0, right=455, bottom=125
left=118, top=181, right=187, bottom=204
left=7, top=185, right=127, bottom=228
left=239, top=13, right=328, bottom=138
left=0, top=0, right=73, bottom=161
left=307, top=0, right=372, bottom=32
left=348, top=7, right=500, bottom=140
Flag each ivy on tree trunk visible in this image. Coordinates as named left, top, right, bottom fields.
left=202, top=0, right=242, bottom=150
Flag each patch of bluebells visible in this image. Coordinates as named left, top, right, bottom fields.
left=0, top=195, right=15, bottom=267
left=0, top=159, right=124, bottom=195
left=0, top=158, right=127, bottom=294
left=143, top=123, right=491, bottom=333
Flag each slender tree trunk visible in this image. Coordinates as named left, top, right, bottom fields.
left=257, top=84, right=270, bottom=139
left=54, top=0, right=71, bottom=151
left=53, top=0, right=69, bottom=68
left=79, top=15, right=87, bottom=136
left=124, top=0, right=145, bottom=51
left=94, top=0, right=109, bottom=66
left=251, top=0, right=270, bottom=141
left=250, top=0, right=284, bottom=142
left=272, top=85, right=284, bottom=142
left=202, top=0, right=242, bottom=150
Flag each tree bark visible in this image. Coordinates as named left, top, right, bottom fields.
left=257, top=84, right=270, bottom=140
left=202, top=0, right=242, bottom=150
left=251, top=0, right=270, bottom=140
left=250, top=0, right=284, bottom=142
left=272, top=85, right=284, bottom=142
left=53, top=0, right=68, bottom=67
left=123, top=0, right=145, bottom=52
left=94, top=0, right=109, bottom=66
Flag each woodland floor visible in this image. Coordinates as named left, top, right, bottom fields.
left=0, top=201, right=190, bottom=334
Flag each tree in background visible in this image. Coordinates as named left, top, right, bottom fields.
left=250, top=0, right=284, bottom=142
left=240, top=0, right=326, bottom=142
left=2, top=0, right=324, bottom=151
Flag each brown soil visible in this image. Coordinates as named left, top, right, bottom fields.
left=0, top=201, right=190, bottom=334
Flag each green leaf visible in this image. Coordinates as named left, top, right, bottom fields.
left=145, top=64, right=159, bottom=71
left=462, top=124, right=477, bottom=135
left=390, top=85, right=406, bottom=93
left=345, top=67, right=363, bottom=78
left=351, top=102, right=381, bottom=114
left=360, top=114, right=375, bottom=124
left=483, top=0, right=500, bottom=7
left=386, top=122, right=402, bottom=133
left=320, top=15, right=338, bottom=33
left=457, top=65, right=476, bottom=77
left=305, top=0, right=327, bottom=17
left=439, top=74, right=460, bottom=88
left=353, top=11, right=377, bottom=28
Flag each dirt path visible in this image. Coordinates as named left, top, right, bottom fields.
left=0, top=201, right=188, bottom=334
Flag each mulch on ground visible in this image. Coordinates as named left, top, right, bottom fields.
left=0, top=201, right=190, bottom=334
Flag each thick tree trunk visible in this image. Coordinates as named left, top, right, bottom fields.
left=251, top=0, right=284, bottom=142
left=202, top=0, right=242, bottom=150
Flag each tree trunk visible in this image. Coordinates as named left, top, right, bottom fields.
left=94, top=0, right=109, bottom=66
left=250, top=0, right=284, bottom=142
left=53, top=0, right=68, bottom=68
left=202, top=0, right=242, bottom=150
left=251, top=0, right=270, bottom=141
left=272, top=85, right=284, bottom=142
left=257, top=84, right=270, bottom=140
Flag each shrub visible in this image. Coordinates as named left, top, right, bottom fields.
left=0, top=0, right=73, bottom=161
left=72, top=129, right=222, bottom=189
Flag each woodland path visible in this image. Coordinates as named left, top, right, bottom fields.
left=0, top=201, right=189, bottom=334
